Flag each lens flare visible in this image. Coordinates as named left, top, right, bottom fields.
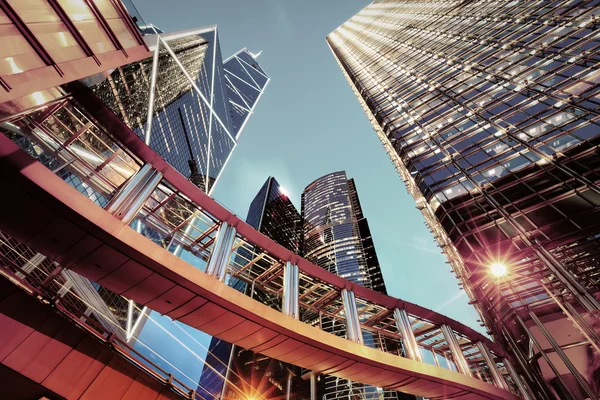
left=490, top=263, right=507, bottom=277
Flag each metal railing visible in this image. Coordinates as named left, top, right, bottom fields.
left=0, top=95, right=523, bottom=398
left=0, top=233, right=197, bottom=400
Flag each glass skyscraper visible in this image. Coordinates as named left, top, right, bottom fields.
left=301, top=171, right=404, bottom=400
left=328, top=1, right=600, bottom=399
left=198, top=176, right=308, bottom=400
left=302, top=172, right=386, bottom=294
left=92, top=27, right=269, bottom=194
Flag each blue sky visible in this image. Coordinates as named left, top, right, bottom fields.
left=132, top=0, right=483, bottom=386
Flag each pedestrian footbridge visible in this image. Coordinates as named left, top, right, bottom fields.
left=0, top=93, right=521, bottom=400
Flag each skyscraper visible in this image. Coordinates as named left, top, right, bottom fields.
left=198, top=176, right=308, bottom=400
left=91, top=28, right=269, bottom=193
left=0, top=0, right=269, bottom=363
left=328, top=2, right=600, bottom=399
left=301, top=171, right=403, bottom=400
left=302, top=172, right=386, bottom=295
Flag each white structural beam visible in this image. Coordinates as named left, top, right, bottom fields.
left=504, top=358, right=534, bottom=400
left=476, top=342, right=508, bottom=390
left=282, top=261, right=299, bottom=319
left=440, top=324, right=472, bottom=377
left=105, top=163, right=162, bottom=225
left=206, top=222, right=236, bottom=281
left=393, top=308, right=423, bottom=362
left=341, top=289, right=364, bottom=344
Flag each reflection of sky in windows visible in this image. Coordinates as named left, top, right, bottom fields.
left=303, top=172, right=370, bottom=288
left=393, top=97, right=595, bottom=208
left=92, top=33, right=268, bottom=194
left=134, top=311, right=210, bottom=388
left=331, top=18, right=600, bottom=213
left=223, top=49, right=269, bottom=138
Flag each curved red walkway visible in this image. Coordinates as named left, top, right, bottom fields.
left=0, top=276, right=184, bottom=400
left=0, top=134, right=516, bottom=400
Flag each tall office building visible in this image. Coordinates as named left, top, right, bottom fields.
left=0, top=0, right=268, bottom=356
left=91, top=28, right=269, bottom=193
left=328, top=1, right=600, bottom=399
left=301, top=171, right=403, bottom=400
left=198, top=177, right=308, bottom=400
left=302, top=172, right=386, bottom=295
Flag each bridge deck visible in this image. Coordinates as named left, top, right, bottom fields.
left=0, top=130, right=516, bottom=400
left=0, top=275, right=185, bottom=400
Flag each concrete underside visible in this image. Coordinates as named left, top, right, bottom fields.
left=0, top=276, right=182, bottom=400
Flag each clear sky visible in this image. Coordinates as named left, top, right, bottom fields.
left=132, top=0, right=483, bottom=387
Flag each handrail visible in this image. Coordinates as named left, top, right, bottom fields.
left=0, top=253, right=196, bottom=400
left=68, top=80, right=506, bottom=358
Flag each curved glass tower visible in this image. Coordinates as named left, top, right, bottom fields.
left=328, top=1, right=600, bottom=399
left=198, top=176, right=308, bottom=399
left=302, top=171, right=404, bottom=400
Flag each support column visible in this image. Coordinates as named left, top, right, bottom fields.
left=504, top=358, right=534, bottom=400
left=440, top=324, right=472, bottom=376
left=105, top=163, right=151, bottom=214
left=41, top=265, right=63, bottom=287
left=282, top=261, right=299, bottom=319
left=341, top=289, right=363, bottom=344
left=393, top=308, right=422, bottom=362
left=206, top=222, right=236, bottom=282
left=476, top=342, right=508, bottom=390
left=286, top=371, right=292, bottom=400
left=310, top=373, right=317, bottom=400
left=431, top=348, right=440, bottom=367
left=105, top=163, right=163, bottom=224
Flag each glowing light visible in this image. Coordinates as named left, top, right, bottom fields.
left=58, top=31, right=68, bottom=47
left=7, top=57, right=22, bottom=74
left=31, top=91, right=46, bottom=106
left=490, top=263, right=507, bottom=277
left=280, top=187, right=289, bottom=198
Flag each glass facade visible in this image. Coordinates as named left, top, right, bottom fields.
left=198, top=176, right=307, bottom=400
left=0, top=0, right=148, bottom=114
left=92, top=30, right=268, bottom=193
left=301, top=171, right=404, bottom=400
left=302, top=172, right=382, bottom=292
left=328, top=1, right=600, bottom=399
left=223, top=48, right=270, bottom=139
left=0, top=100, right=147, bottom=343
